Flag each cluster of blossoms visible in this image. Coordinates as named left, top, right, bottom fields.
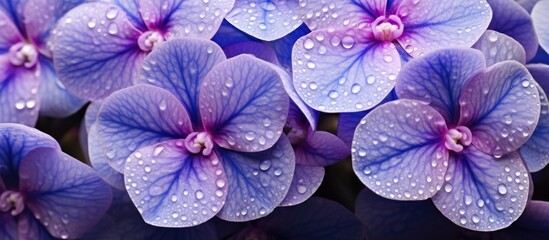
left=1, top=0, right=549, bottom=239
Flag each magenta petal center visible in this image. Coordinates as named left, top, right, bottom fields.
left=371, top=15, right=404, bottom=42
left=444, top=126, right=473, bottom=153
left=9, top=42, right=38, bottom=68
left=184, top=132, right=215, bottom=156
left=138, top=30, right=166, bottom=52
left=0, top=190, right=25, bottom=216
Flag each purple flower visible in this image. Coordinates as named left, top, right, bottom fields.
left=93, top=38, right=294, bottom=227
left=473, top=30, right=549, bottom=172
left=352, top=48, right=540, bottom=231
left=0, top=0, right=87, bottom=126
left=224, top=0, right=303, bottom=41
left=0, top=123, right=112, bottom=239
left=52, top=0, right=235, bottom=100
left=292, top=0, right=492, bottom=112
left=532, top=0, right=549, bottom=54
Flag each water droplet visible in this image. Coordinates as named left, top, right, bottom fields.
left=87, top=17, right=97, bottom=28
left=341, top=36, right=354, bottom=49
left=108, top=23, right=118, bottom=35
left=477, top=199, right=485, bottom=208
left=351, top=84, right=361, bottom=93
left=245, top=132, right=256, bottom=141
left=259, top=160, right=272, bottom=171
left=460, top=217, right=467, bottom=225
left=465, top=195, right=472, bottom=205
left=328, top=90, right=339, bottom=99
left=303, top=38, right=314, bottom=49
left=521, top=79, right=530, bottom=88
left=195, top=190, right=204, bottom=200
left=15, top=101, right=25, bottom=110
left=216, top=178, right=226, bottom=188
left=488, top=31, right=499, bottom=42
left=297, top=185, right=308, bottom=193
left=498, top=184, right=507, bottom=194
left=153, top=145, right=164, bottom=156
left=106, top=8, right=119, bottom=19
left=171, top=195, right=178, bottom=202
left=144, top=165, right=151, bottom=173
left=444, top=183, right=452, bottom=192
left=309, top=82, right=318, bottom=90
left=158, top=99, right=167, bottom=110
left=367, top=75, right=376, bottom=84
left=472, top=214, right=480, bottom=224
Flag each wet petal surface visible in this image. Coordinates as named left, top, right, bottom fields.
left=459, top=61, right=540, bottom=157
left=200, top=55, right=288, bottom=152
left=0, top=61, right=40, bottom=126
left=473, top=30, right=526, bottom=67
left=88, top=125, right=125, bottom=189
left=533, top=0, right=549, bottom=53
left=280, top=165, right=324, bottom=206
left=124, top=140, right=227, bottom=227
left=432, top=147, right=529, bottom=231
left=299, top=0, right=382, bottom=30
left=352, top=100, right=448, bottom=200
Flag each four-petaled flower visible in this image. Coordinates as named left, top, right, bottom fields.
left=352, top=48, right=540, bottom=231
left=292, top=0, right=492, bottom=112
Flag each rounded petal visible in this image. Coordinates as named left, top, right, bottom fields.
left=124, top=140, right=227, bottom=227
left=395, top=48, right=486, bottom=125
left=200, top=54, right=289, bottom=152
left=52, top=2, right=145, bottom=100
left=23, top=0, right=86, bottom=56
left=299, top=0, right=383, bottom=30
left=223, top=41, right=280, bottom=65
left=533, top=0, right=549, bottom=54
left=0, top=61, right=40, bottom=126
left=352, top=99, right=449, bottom=200
left=397, top=0, right=492, bottom=57
left=293, top=29, right=400, bottom=112
left=0, top=123, right=59, bottom=188
left=84, top=101, right=103, bottom=132
left=489, top=0, right=539, bottom=60
left=139, top=38, right=226, bottom=129
left=458, top=61, right=541, bottom=156
left=88, top=125, right=125, bottom=189
left=20, top=147, right=113, bottom=239
left=0, top=9, right=23, bottom=52
left=256, top=197, right=363, bottom=240
left=226, top=0, right=302, bottom=41
left=113, top=0, right=147, bottom=30
left=270, top=23, right=311, bottom=70
left=296, top=131, right=349, bottom=166
left=279, top=165, right=324, bottom=206
left=431, top=147, right=530, bottom=231
left=37, top=57, right=87, bottom=118
left=520, top=81, right=549, bottom=172
left=216, top=134, right=295, bottom=221
left=473, top=30, right=526, bottom=66
left=96, top=85, right=192, bottom=172
left=139, top=0, right=234, bottom=39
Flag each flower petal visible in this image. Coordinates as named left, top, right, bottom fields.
left=296, top=131, right=349, bottom=166
left=200, top=54, right=289, bottom=152
left=20, top=147, right=112, bottom=239
left=52, top=2, right=144, bottom=100
left=395, top=48, right=486, bottom=125
left=270, top=24, right=310, bottom=70
left=0, top=212, right=17, bottom=240
left=113, top=0, right=147, bottom=30
left=352, top=99, right=449, bottom=200
left=216, top=134, right=295, bottom=221
left=223, top=41, right=279, bottom=65
left=139, top=0, right=234, bottom=39
left=84, top=101, right=102, bottom=132
left=521, top=64, right=549, bottom=172
left=225, top=0, right=302, bottom=41
left=0, top=61, right=40, bottom=126
left=397, top=0, right=492, bottom=57
left=533, top=0, right=549, bottom=54
left=88, top=125, right=125, bottom=189
left=300, top=0, right=383, bottom=30
left=256, top=197, right=363, bottom=240
left=488, top=0, right=538, bottom=61
left=0, top=8, right=23, bottom=52
left=431, top=147, right=529, bottom=231
left=16, top=210, right=52, bottom=240
left=124, top=140, right=227, bottom=227
left=473, top=30, right=526, bottom=66
left=0, top=0, right=25, bottom=32
left=139, top=38, right=226, bottom=129
left=516, top=0, right=539, bottom=12
left=0, top=123, right=58, bottom=188
left=37, top=57, right=87, bottom=118
left=279, top=165, right=324, bottom=206
left=458, top=61, right=540, bottom=156
left=293, top=28, right=400, bottom=112
left=337, top=91, right=398, bottom=147
left=96, top=85, right=192, bottom=172
left=22, top=0, right=85, bottom=57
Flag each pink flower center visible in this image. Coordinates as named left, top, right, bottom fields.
left=444, top=126, right=473, bottom=153
left=138, top=31, right=165, bottom=52
left=9, top=42, right=38, bottom=68
left=0, top=191, right=25, bottom=216
left=184, top=132, right=214, bottom=156
left=371, top=15, right=404, bottom=42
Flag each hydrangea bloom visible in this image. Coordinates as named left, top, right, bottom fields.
left=0, top=123, right=112, bottom=239
left=225, top=0, right=303, bottom=41
left=52, top=0, right=235, bottom=100
left=0, top=0, right=86, bottom=126
left=93, top=38, right=295, bottom=227
left=352, top=48, right=540, bottom=231
left=532, top=0, right=549, bottom=53
left=292, top=0, right=492, bottom=112
left=473, top=30, right=549, bottom=172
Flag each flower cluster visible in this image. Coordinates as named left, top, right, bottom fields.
left=1, top=0, right=549, bottom=238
